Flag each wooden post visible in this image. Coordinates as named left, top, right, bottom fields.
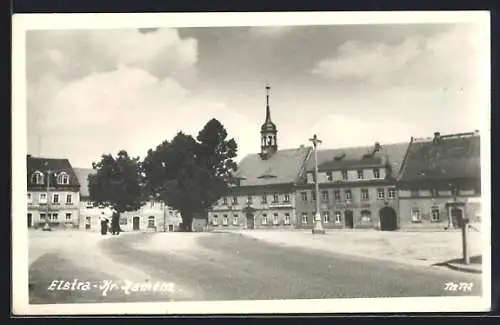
left=462, top=218, right=470, bottom=265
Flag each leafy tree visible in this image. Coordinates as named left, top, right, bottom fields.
left=88, top=150, right=144, bottom=230
left=142, top=119, right=238, bottom=231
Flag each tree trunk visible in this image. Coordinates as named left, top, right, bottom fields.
left=181, top=213, right=193, bottom=232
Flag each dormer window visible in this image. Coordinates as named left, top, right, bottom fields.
left=357, top=170, right=364, bottom=180
left=31, top=171, right=44, bottom=185
left=341, top=170, right=348, bottom=181
left=57, top=172, right=70, bottom=185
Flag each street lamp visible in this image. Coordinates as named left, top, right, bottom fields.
left=309, top=134, right=325, bottom=235
left=43, top=162, right=56, bottom=231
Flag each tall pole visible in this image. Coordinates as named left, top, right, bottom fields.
left=310, top=134, right=325, bottom=235
left=43, top=164, right=52, bottom=231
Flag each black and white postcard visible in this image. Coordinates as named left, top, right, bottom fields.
left=12, top=11, right=491, bottom=315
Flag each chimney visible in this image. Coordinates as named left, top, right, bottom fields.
left=433, top=132, right=441, bottom=144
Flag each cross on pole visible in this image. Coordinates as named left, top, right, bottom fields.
left=309, top=134, right=325, bottom=235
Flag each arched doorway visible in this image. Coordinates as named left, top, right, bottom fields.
left=246, top=213, right=255, bottom=229
left=133, top=216, right=140, bottom=231
left=379, top=207, right=398, bottom=231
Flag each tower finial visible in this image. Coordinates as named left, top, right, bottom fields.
left=265, top=84, right=271, bottom=121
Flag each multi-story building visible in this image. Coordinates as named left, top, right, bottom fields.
left=74, top=167, right=182, bottom=232
left=295, top=142, right=409, bottom=230
left=27, top=155, right=80, bottom=228
left=208, top=85, right=312, bottom=230
left=397, top=131, right=481, bottom=230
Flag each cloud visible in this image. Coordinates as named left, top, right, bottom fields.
left=310, top=24, right=486, bottom=90
left=248, top=26, right=294, bottom=37
left=26, top=28, right=198, bottom=83
left=306, top=114, right=416, bottom=149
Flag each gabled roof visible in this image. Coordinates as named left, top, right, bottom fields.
left=233, top=146, right=312, bottom=187
left=27, top=156, right=80, bottom=188
left=304, top=142, right=410, bottom=177
left=73, top=167, right=96, bottom=197
left=398, top=132, right=480, bottom=183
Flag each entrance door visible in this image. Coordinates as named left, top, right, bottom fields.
left=344, top=210, right=354, bottom=228
left=379, top=207, right=398, bottom=231
left=85, top=216, right=91, bottom=230
left=451, top=208, right=463, bottom=228
left=27, top=213, right=32, bottom=228
left=133, top=217, right=140, bottom=230
left=246, top=214, right=254, bottom=229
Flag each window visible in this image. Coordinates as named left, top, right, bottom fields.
left=373, top=168, right=380, bottom=179
left=341, top=170, right=348, bottom=180
left=284, top=193, right=290, bottom=202
left=66, top=194, right=72, bottom=204
left=222, top=197, right=228, bottom=205
left=52, top=194, right=59, bottom=204
left=232, top=214, right=239, bottom=225
left=321, top=190, right=329, bottom=202
left=431, top=207, right=440, bottom=222
left=57, top=173, right=69, bottom=185
left=120, top=218, right=128, bottom=225
left=411, top=208, right=421, bottom=222
left=27, top=193, right=32, bottom=203
left=148, top=216, right=155, bottom=228
left=262, top=214, right=268, bottom=225
left=39, top=193, right=47, bottom=204
left=232, top=196, right=238, bottom=204
left=345, top=190, right=352, bottom=202
left=65, top=213, right=72, bottom=221
left=272, top=193, right=279, bottom=203
left=322, top=211, right=330, bottom=223
left=284, top=213, right=291, bottom=225
left=334, top=211, right=342, bottom=224
left=261, top=193, right=268, bottom=203
left=334, top=190, right=341, bottom=201
left=247, top=195, right=253, bottom=204
left=51, top=213, right=58, bottom=221
left=388, top=187, right=397, bottom=199
left=361, top=189, right=369, bottom=201
left=361, top=210, right=371, bottom=223
left=273, top=213, right=279, bottom=225
left=326, top=172, right=333, bottom=181
left=312, top=191, right=316, bottom=201
left=86, top=201, right=93, bottom=208
left=212, top=215, right=218, bottom=226
left=40, top=213, right=46, bottom=220
left=300, top=192, right=308, bottom=202
left=301, top=213, right=308, bottom=224
left=223, top=215, right=228, bottom=225
left=31, top=171, right=44, bottom=185
left=377, top=188, right=385, bottom=200
left=357, top=170, right=364, bottom=180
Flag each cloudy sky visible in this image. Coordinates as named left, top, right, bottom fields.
left=26, top=22, right=488, bottom=168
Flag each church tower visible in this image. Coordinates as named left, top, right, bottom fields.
left=260, top=84, right=278, bottom=160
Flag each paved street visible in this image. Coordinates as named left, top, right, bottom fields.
left=29, top=231, right=482, bottom=304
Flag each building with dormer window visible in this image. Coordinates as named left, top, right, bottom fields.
left=295, top=142, right=409, bottom=230
left=208, top=85, right=312, bottom=229
left=27, top=155, right=81, bottom=228
left=397, top=131, right=481, bottom=230
left=73, top=167, right=182, bottom=232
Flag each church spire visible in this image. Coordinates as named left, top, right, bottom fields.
left=260, top=83, right=278, bottom=160
left=265, top=84, right=271, bottom=122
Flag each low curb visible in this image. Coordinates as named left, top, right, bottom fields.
left=443, top=262, right=482, bottom=274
